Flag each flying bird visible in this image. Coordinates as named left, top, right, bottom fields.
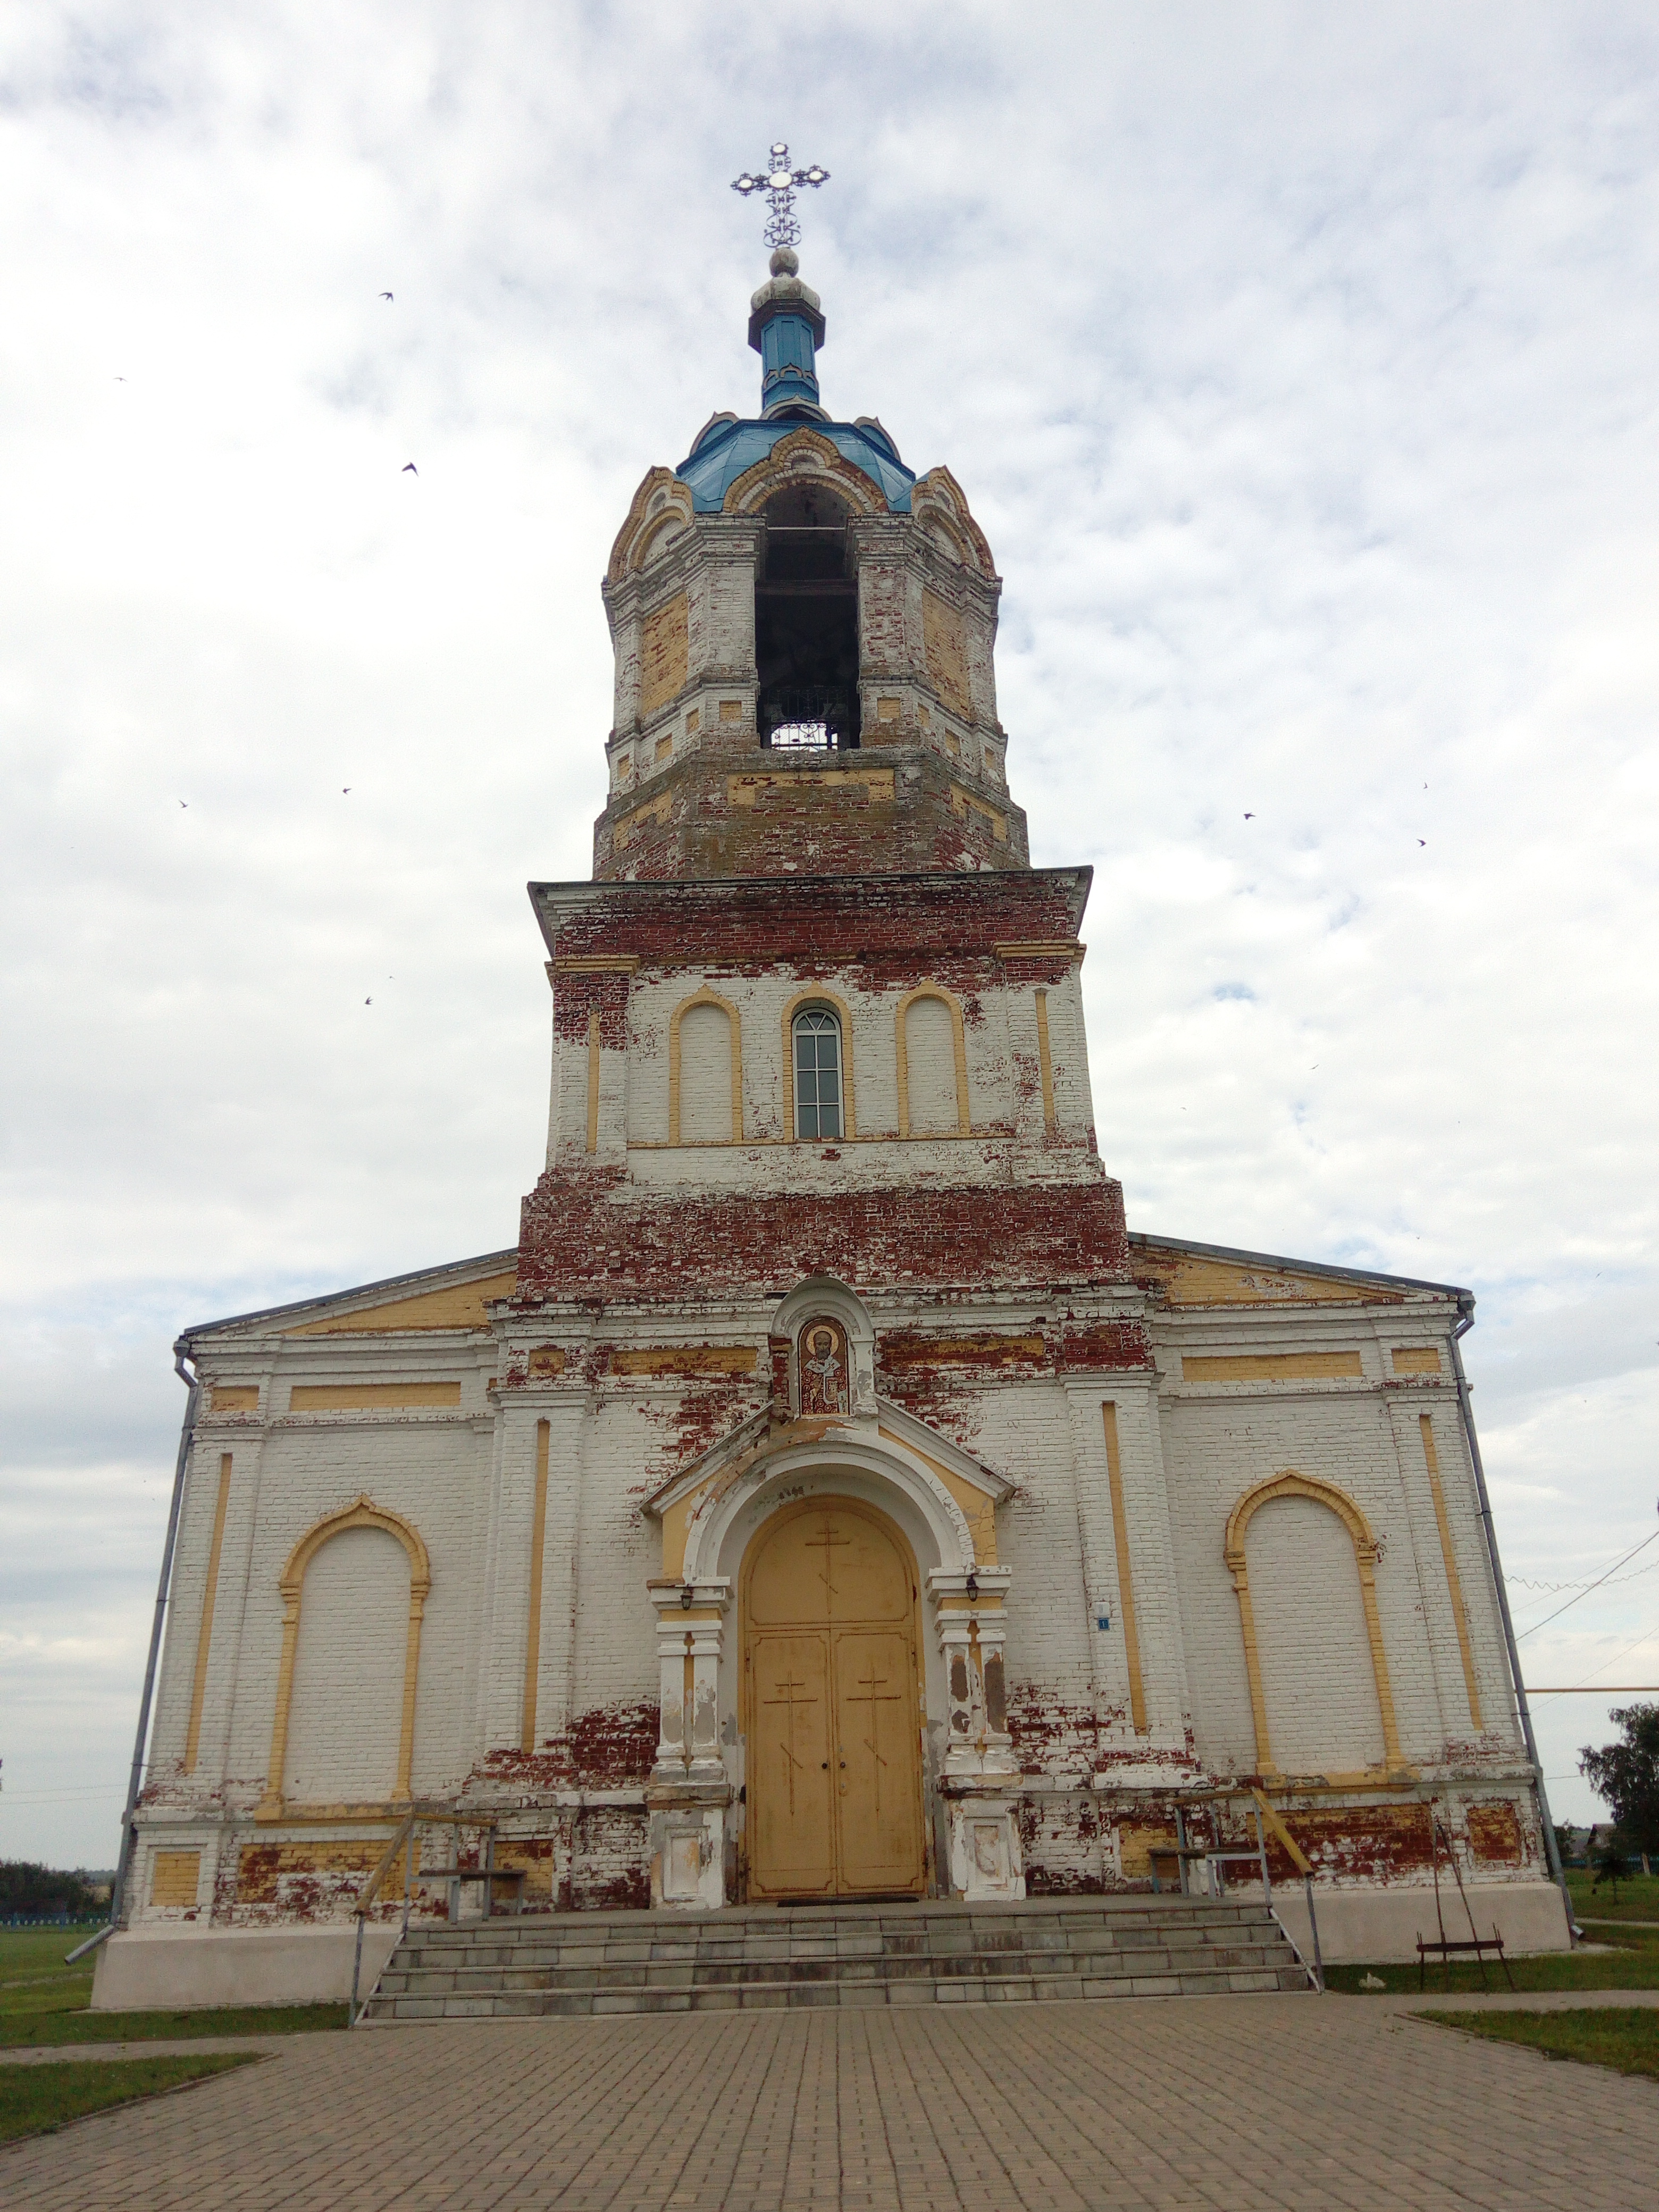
left=380, top=291, right=393, bottom=301
left=178, top=800, right=187, bottom=809
left=342, top=786, right=351, bottom=794
left=402, top=463, right=417, bottom=474
left=113, top=376, right=126, bottom=382
left=1243, top=811, right=1254, bottom=819
left=365, top=997, right=373, bottom=1006
left=1418, top=839, right=1426, bottom=847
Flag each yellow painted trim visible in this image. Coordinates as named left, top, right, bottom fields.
left=727, top=768, right=895, bottom=807
left=667, top=986, right=743, bottom=1145
left=553, top=955, right=641, bottom=973
left=258, top=1497, right=431, bottom=1823
left=612, top=1345, right=758, bottom=1377
left=948, top=784, right=1006, bottom=841
left=521, top=1421, right=551, bottom=1754
left=1184, top=1351, right=1364, bottom=1382
left=183, top=1453, right=234, bottom=1775
left=288, top=1382, right=461, bottom=1412
left=1223, top=1470, right=1403, bottom=1780
left=286, top=1271, right=516, bottom=1336
left=1419, top=1413, right=1483, bottom=1730
left=1102, top=1405, right=1147, bottom=1735
left=1392, top=1346, right=1443, bottom=1375
left=894, top=984, right=970, bottom=1138
left=781, top=988, right=857, bottom=1141
left=208, top=1385, right=259, bottom=1411
left=873, top=1426, right=1000, bottom=1565
left=1034, top=989, right=1056, bottom=1133
left=585, top=1010, right=600, bottom=1154
left=660, top=1494, right=697, bottom=1581
left=150, top=1849, right=202, bottom=1908
left=995, top=941, right=1085, bottom=962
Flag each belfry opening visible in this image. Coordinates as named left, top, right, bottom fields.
left=756, top=482, right=859, bottom=749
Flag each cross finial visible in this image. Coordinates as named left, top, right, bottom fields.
left=732, top=142, right=830, bottom=252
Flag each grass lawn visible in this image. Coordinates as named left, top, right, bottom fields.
left=0, top=2052, right=259, bottom=2143
left=0, top=1930, right=345, bottom=2049
left=1418, top=2006, right=1659, bottom=2082
left=1565, top=1867, right=1659, bottom=1924
left=1325, top=1920, right=1659, bottom=1996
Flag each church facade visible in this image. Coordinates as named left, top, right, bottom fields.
left=97, top=246, right=1568, bottom=2007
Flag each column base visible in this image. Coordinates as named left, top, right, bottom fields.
left=646, top=1782, right=732, bottom=1910
left=941, top=1789, right=1026, bottom=1901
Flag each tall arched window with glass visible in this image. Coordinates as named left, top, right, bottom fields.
left=792, top=1009, right=843, bottom=1139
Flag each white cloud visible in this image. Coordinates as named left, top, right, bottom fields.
left=2, top=2, right=1656, bottom=1854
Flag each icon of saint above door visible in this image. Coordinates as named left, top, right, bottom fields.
left=799, top=1317, right=849, bottom=1415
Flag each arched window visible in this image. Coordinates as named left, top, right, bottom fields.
left=792, top=1008, right=843, bottom=1139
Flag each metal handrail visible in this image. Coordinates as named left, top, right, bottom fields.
left=349, top=1807, right=498, bottom=2025
left=1171, top=1785, right=1325, bottom=1991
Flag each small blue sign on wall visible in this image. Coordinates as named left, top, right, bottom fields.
left=1095, top=1612, right=1112, bottom=1631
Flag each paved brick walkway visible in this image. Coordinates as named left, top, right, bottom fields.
left=3, top=1995, right=1655, bottom=2209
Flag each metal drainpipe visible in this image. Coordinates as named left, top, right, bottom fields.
left=1451, top=1301, right=1578, bottom=1940
left=105, top=1340, right=202, bottom=1938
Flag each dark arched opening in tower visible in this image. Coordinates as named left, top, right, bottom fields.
left=756, top=484, right=860, bottom=749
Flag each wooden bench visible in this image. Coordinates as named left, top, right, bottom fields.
left=1417, top=1930, right=1515, bottom=1991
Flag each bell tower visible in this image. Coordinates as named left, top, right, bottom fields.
left=593, top=245, right=1026, bottom=882
left=513, top=164, right=1147, bottom=1911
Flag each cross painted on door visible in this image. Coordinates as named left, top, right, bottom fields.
left=804, top=1517, right=851, bottom=1614
left=761, top=1669, right=817, bottom=1816
left=846, top=1659, right=902, bottom=1817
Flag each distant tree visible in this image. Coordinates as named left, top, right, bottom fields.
left=0, top=1862, right=100, bottom=1917
left=1589, top=1828, right=1631, bottom=1902
left=1580, top=1703, right=1659, bottom=1876
left=1553, top=1823, right=1579, bottom=1870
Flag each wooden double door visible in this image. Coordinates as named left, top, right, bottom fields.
left=742, top=1498, right=927, bottom=1899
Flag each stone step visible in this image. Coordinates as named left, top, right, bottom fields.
left=376, top=1942, right=1294, bottom=2001
left=382, top=1931, right=1284, bottom=1979
left=360, top=1895, right=1312, bottom=2022
left=388, top=1928, right=1275, bottom=1972
left=371, top=1962, right=1306, bottom=2019
left=390, top=1909, right=1277, bottom=1963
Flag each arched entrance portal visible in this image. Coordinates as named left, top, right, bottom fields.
left=742, top=1497, right=926, bottom=1900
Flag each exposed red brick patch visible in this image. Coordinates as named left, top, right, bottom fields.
left=1467, top=1800, right=1524, bottom=1865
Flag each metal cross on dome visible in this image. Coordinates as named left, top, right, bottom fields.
left=731, top=143, right=830, bottom=250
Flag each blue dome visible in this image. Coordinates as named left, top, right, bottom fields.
left=675, top=413, right=915, bottom=515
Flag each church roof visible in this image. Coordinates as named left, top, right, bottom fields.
left=178, top=1247, right=518, bottom=1342
left=1128, top=1231, right=1473, bottom=1311
left=675, top=410, right=915, bottom=513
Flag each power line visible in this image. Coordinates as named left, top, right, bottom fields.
left=1509, top=1556, right=1659, bottom=1596
left=1516, top=1525, right=1659, bottom=1642
left=1528, top=1627, right=1659, bottom=1701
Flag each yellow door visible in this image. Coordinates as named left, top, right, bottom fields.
left=743, top=1498, right=926, bottom=1899
left=748, top=1632, right=835, bottom=1895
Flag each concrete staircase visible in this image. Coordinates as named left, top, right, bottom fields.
left=360, top=1895, right=1312, bottom=2020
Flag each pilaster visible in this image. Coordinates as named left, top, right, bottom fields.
left=1062, top=1374, right=1194, bottom=1771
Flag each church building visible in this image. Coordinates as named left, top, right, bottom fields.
left=95, top=190, right=1569, bottom=2009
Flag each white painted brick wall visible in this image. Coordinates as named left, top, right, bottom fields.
left=282, top=1525, right=408, bottom=1801
left=1247, top=1493, right=1386, bottom=1772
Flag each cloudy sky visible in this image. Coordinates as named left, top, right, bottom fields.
left=3, top=4, right=1656, bottom=1865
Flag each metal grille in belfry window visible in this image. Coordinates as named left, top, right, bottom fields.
left=793, top=1010, right=843, bottom=1140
